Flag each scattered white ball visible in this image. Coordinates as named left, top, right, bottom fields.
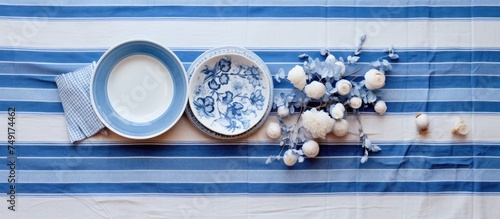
left=415, top=113, right=430, bottom=130
left=283, top=149, right=298, bottom=166
left=266, top=122, right=281, bottom=139
left=336, top=79, right=352, bottom=96
left=302, top=140, right=320, bottom=158
left=330, top=105, right=344, bottom=120
left=277, top=106, right=289, bottom=117
left=332, top=119, right=349, bottom=137
left=287, top=65, right=307, bottom=90
left=374, top=100, right=387, bottom=115
left=452, top=118, right=468, bottom=136
left=335, top=103, right=345, bottom=112
left=349, top=96, right=363, bottom=109
left=364, top=69, right=386, bottom=90
left=304, top=81, right=326, bottom=99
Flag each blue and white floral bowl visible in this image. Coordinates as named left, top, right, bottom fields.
left=186, top=46, right=273, bottom=139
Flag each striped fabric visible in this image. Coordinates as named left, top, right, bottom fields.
left=1, top=0, right=500, bottom=218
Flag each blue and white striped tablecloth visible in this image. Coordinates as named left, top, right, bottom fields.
left=2, top=0, right=500, bottom=218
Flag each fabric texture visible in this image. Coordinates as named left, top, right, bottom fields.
left=55, top=62, right=104, bottom=142
left=3, top=0, right=500, bottom=218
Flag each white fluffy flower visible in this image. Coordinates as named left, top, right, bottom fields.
left=374, top=100, right=387, bottom=115
left=452, top=118, right=468, bottom=136
left=287, top=65, right=307, bottom=90
left=304, top=81, right=326, bottom=99
left=349, top=97, right=363, bottom=109
left=332, top=119, right=349, bottom=137
left=277, top=106, right=289, bottom=117
left=335, top=61, right=346, bottom=75
left=301, top=108, right=335, bottom=139
left=415, top=113, right=430, bottom=130
left=364, top=69, right=386, bottom=90
left=336, top=79, right=352, bottom=96
left=266, top=122, right=281, bottom=139
left=302, top=140, right=320, bottom=158
left=330, top=105, right=344, bottom=120
left=283, top=149, right=298, bottom=166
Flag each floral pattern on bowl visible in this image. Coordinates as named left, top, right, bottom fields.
left=187, top=47, right=272, bottom=137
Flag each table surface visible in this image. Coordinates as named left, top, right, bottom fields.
left=2, top=1, right=500, bottom=218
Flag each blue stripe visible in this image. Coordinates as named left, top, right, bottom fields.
left=0, top=63, right=88, bottom=75
left=2, top=143, right=498, bottom=158
left=2, top=101, right=500, bottom=113
left=0, top=101, right=62, bottom=113
left=3, top=0, right=500, bottom=7
left=273, top=75, right=500, bottom=89
left=385, top=76, right=483, bottom=89
left=0, top=50, right=103, bottom=63
left=0, top=75, right=56, bottom=88
left=2, top=50, right=500, bottom=64
left=383, top=101, right=495, bottom=113
left=5, top=182, right=499, bottom=194
left=5, top=156, right=499, bottom=170
left=0, top=5, right=499, bottom=18
left=3, top=0, right=499, bottom=7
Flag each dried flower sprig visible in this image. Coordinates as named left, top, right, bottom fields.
left=266, top=35, right=399, bottom=166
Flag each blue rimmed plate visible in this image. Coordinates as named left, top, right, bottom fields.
left=186, top=46, right=273, bottom=139
left=90, top=40, right=188, bottom=139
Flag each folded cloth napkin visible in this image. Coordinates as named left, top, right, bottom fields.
left=55, top=62, right=104, bottom=143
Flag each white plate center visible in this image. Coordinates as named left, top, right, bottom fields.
left=107, top=54, right=174, bottom=123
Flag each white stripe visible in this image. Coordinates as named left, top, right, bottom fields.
left=0, top=114, right=496, bottom=144
left=5, top=87, right=500, bottom=103
left=1, top=195, right=499, bottom=218
left=9, top=169, right=500, bottom=183
left=0, top=88, right=60, bottom=102
left=380, top=88, right=500, bottom=102
left=277, top=88, right=500, bottom=102
left=1, top=20, right=499, bottom=49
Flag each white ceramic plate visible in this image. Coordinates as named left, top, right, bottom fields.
left=186, top=46, right=273, bottom=139
left=90, top=40, right=188, bottom=139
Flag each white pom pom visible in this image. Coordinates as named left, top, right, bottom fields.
left=336, top=79, right=352, bottom=96
left=415, top=113, right=430, bottom=130
left=349, top=97, right=363, bottom=109
left=330, top=106, right=344, bottom=120
left=266, top=122, right=281, bottom=139
left=452, top=118, right=468, bottom=136
left=302, top=140, right=320, bottom=158
left=277, top=106, right=289, bottom=117
left=332, top=119, right=349, bottom=137
left=283, top=149, right=298, bottom=166
left=374, top=100, right=387, bottom=115
left=364, top=69, right=386, bottom=90
left=335, top=103, right=345, bottom=112
left=287, top=65, right=307, bottom=90
left=304, top=81, right=326, bottom=99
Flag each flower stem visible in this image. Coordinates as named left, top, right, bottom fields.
left=288, top=103, right=306, bottom=149
left=277, top=143, right=285, bottom=158
left=342, top=66, right=366, bottom=78
left=355, top=110, right=364, bottom=134
left=311, top=101, right=334, bottom=109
